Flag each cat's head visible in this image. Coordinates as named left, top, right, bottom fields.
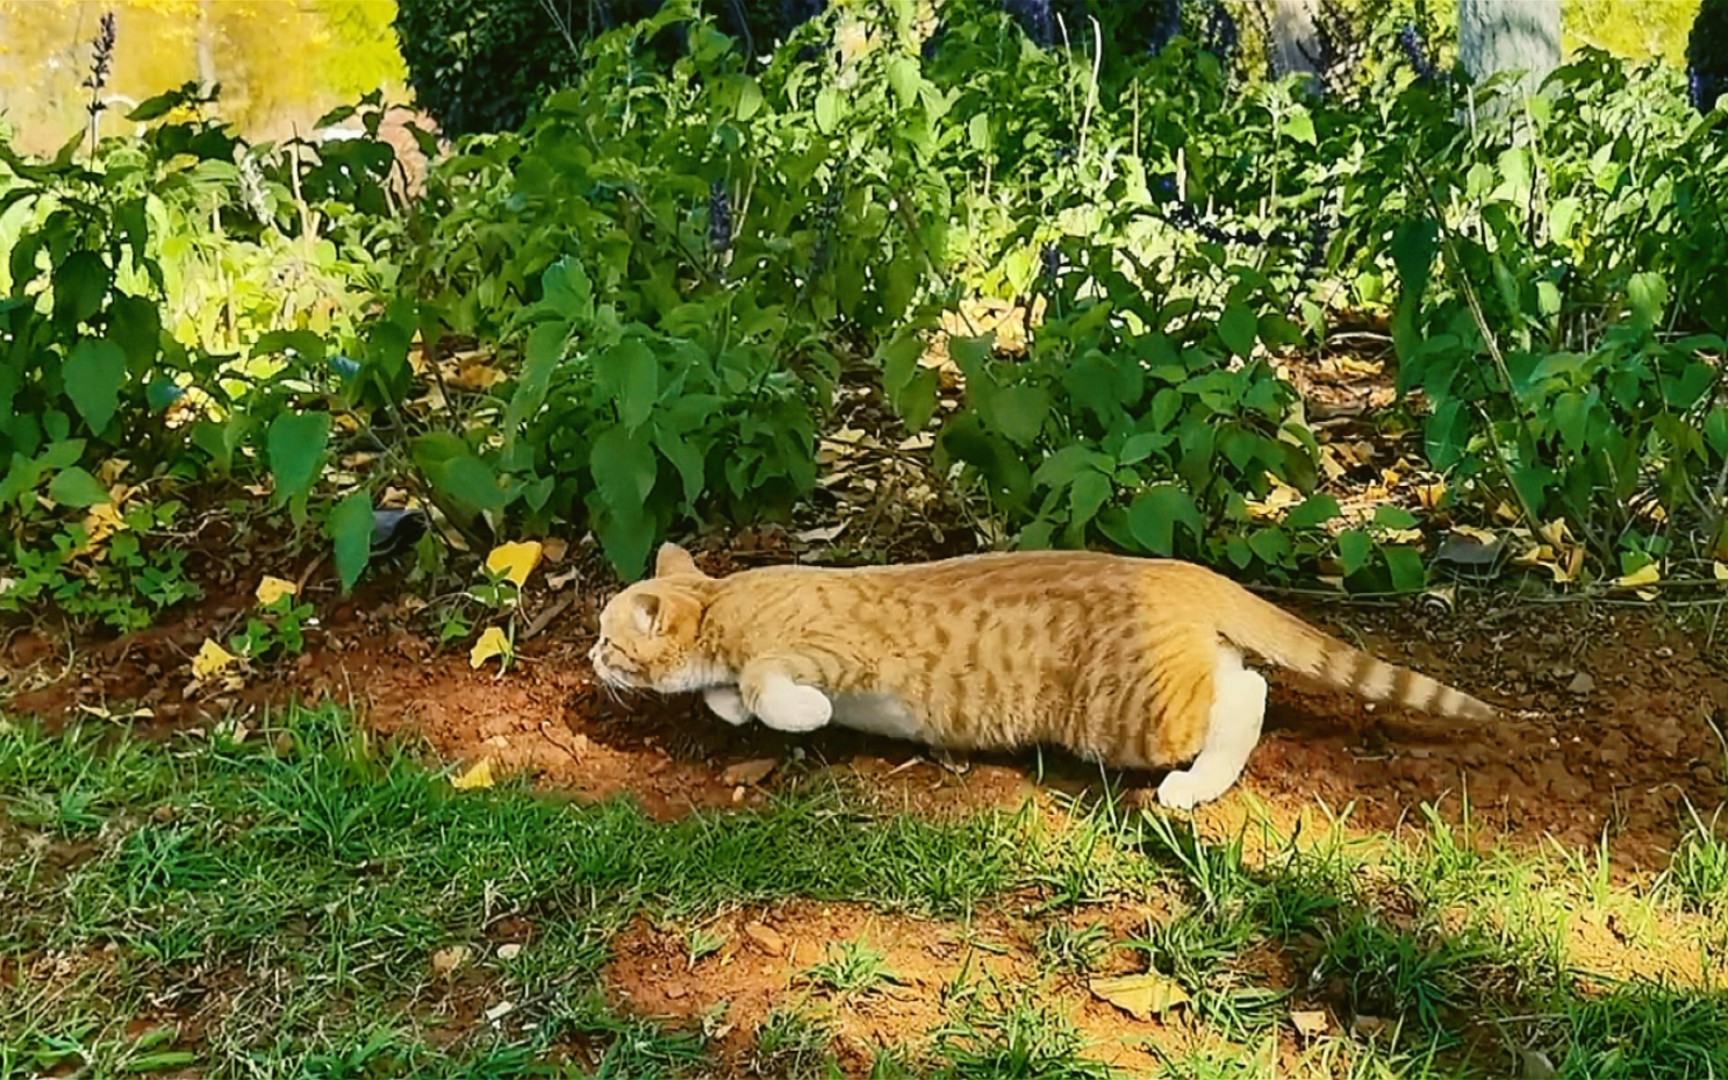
left=589, top=543, right=717, bottom=692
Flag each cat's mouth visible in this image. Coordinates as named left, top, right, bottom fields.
left=588, top=642, right=643, bottom=691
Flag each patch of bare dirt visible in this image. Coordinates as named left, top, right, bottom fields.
left=602, top=898, right=1200, bottom=1075
left=5, top=539, right=1725, bottom=868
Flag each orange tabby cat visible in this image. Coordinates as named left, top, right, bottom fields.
left=590, top=543, right=1494, bottom=808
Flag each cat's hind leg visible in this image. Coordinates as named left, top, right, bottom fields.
left=739, top=658, right=833, bottom=733
left=1156, top=646, right=1267, bottom=810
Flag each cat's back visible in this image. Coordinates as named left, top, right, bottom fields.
left=707, top=549, right=1227, bottom=620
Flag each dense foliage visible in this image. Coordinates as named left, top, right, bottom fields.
left=4, top=0, right=1728, bottom=635
left=391, top=0, right=826, bottom=137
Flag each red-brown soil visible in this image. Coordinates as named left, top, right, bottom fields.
left=4, top=538, right=1724, bottom=874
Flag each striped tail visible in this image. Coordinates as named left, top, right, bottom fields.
left=1214, top=585, right=1497, bottom=721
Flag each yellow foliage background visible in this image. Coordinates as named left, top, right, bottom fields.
left=0, top=0, right=405, bottom=152
left=0, top=0, right=1702, bottom=154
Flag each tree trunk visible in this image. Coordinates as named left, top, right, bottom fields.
left=1266, top=0, right=1321, bottom=88
left=196, top=0, right=216, bottom=89
left=1458, top=0, right=1561, bottom=97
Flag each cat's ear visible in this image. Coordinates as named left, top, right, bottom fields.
left=631, top=588, right=700, bottom=639
left=654, top=542, right=703, bottom=578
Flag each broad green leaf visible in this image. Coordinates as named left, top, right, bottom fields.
left=1069, top=471, right=1112, bottom=529
left=328, top=490, right=373, bottom=593
left=1536, top=281, right=1562, bottom=317
left=989, top=385, right=1050, bottom=445
left=1285, top=493, right=1340, bottom=530
left=815, top=87, right=841, bottom=134
left=505, top=320, right=567, bottom=448
left=541, top=257, right=594, bottom=322
left=64, top=338, right=126, bottom=434
left=1382, top=545, right=1427, bottom=592
left=733, top=76, right=764, bottom=121
left=1217, top=303, right=1258, bottom=358
left=968, top=112, right=991, bottom=152
left=880, top=332, right=937, bottom=430
left=1552, top=390, right=1591, bottom=452
left=654, top=424, right=706, bottom=508
left=1626, top=271, right=1666, bottom=332
left=1389, top=219, right=1439, bottom=359
left=46, top=466, right=110, bottom=507
left=600, top=338, right=659, bottom=432
left=1281, top=107, right=1316, bottom=145
left=1424, top=399, right=1470, bottom=470
left=590, top=425, right=658, bottom=508
left=427, top=454, right=506, bottom=513
left=1706, top=406, right=1728, bottom=455
left=53, top=250, right=109, bottom=328
left=1549, top=197, right=1581, bottom=243
left=886, top=54, right=921, bottom=110
left=107, top=293, right=161, bottom=369
left=1337, top=529, right=1372, bottom=576
left=1127, top=484, right=1203, bottom=556
left=265, top=412, right=332, bottom=508
left=1372, top=504, right=1418, bottom=530
left=1247, top=526, right=1291, bottom=565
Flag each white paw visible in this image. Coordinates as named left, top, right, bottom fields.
left=704, top=686, right=751, bottom=726
left=1156, top=768, right=1234, bottom=810
left=756, top=683, right=833, bottom=733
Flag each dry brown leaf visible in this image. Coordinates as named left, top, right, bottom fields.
left=1088, top=972, right=1189, bottom=1021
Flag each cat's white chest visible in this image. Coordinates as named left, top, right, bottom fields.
left=826, top=691, right=927, bottom=742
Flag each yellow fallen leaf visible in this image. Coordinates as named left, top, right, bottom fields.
left=1613, top=563, right=1661, bottom=589
left=72, top=502, right=128, bottom=557
left=191, top=639, right=238, bottom=680
left=485, top=541, right=544, bottom=588
left=451, top=758, right=495, bottom=790
left=1450, top=524, right=1497, bottom=545
left=255, top=575, right=299, bottom=606
left=1088, top=973, right=1189, bottom=1021
left=1414, top=481, right=1448, bottom=510
left=1713, top=562, right=1728, bottom=581
left=470, top=626, right=511, bottom=669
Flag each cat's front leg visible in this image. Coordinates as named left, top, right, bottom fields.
left=739, top=659, right=832, bottom=733
left=704, top=686, right=752, bottom=725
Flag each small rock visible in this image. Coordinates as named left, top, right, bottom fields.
left=151, top=804, right=176, bottom=823
left=1351, top=1014, right=1388, bottom=1038
left=485, top=1000, right=514, bottom=1023
left=1567, top=672, right=1594, bottom=695
left=1291, top=1009, right=1329, bottom=1040
left=722, top=758, right=778, bottom=786
left=496, top=943, right=523, bottom=961
left=663, top=982, right=688, bottom=1000
left=431, top=944, right=470, bottom=977
left=744, top=921, right=785, bottom=956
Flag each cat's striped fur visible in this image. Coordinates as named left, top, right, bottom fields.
left=589, top=544, right=1494, bottom=808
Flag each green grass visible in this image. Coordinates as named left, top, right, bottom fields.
left=3, top=704, right=1726, bottom=1079
left=804, top=939, right=900, bottom=996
